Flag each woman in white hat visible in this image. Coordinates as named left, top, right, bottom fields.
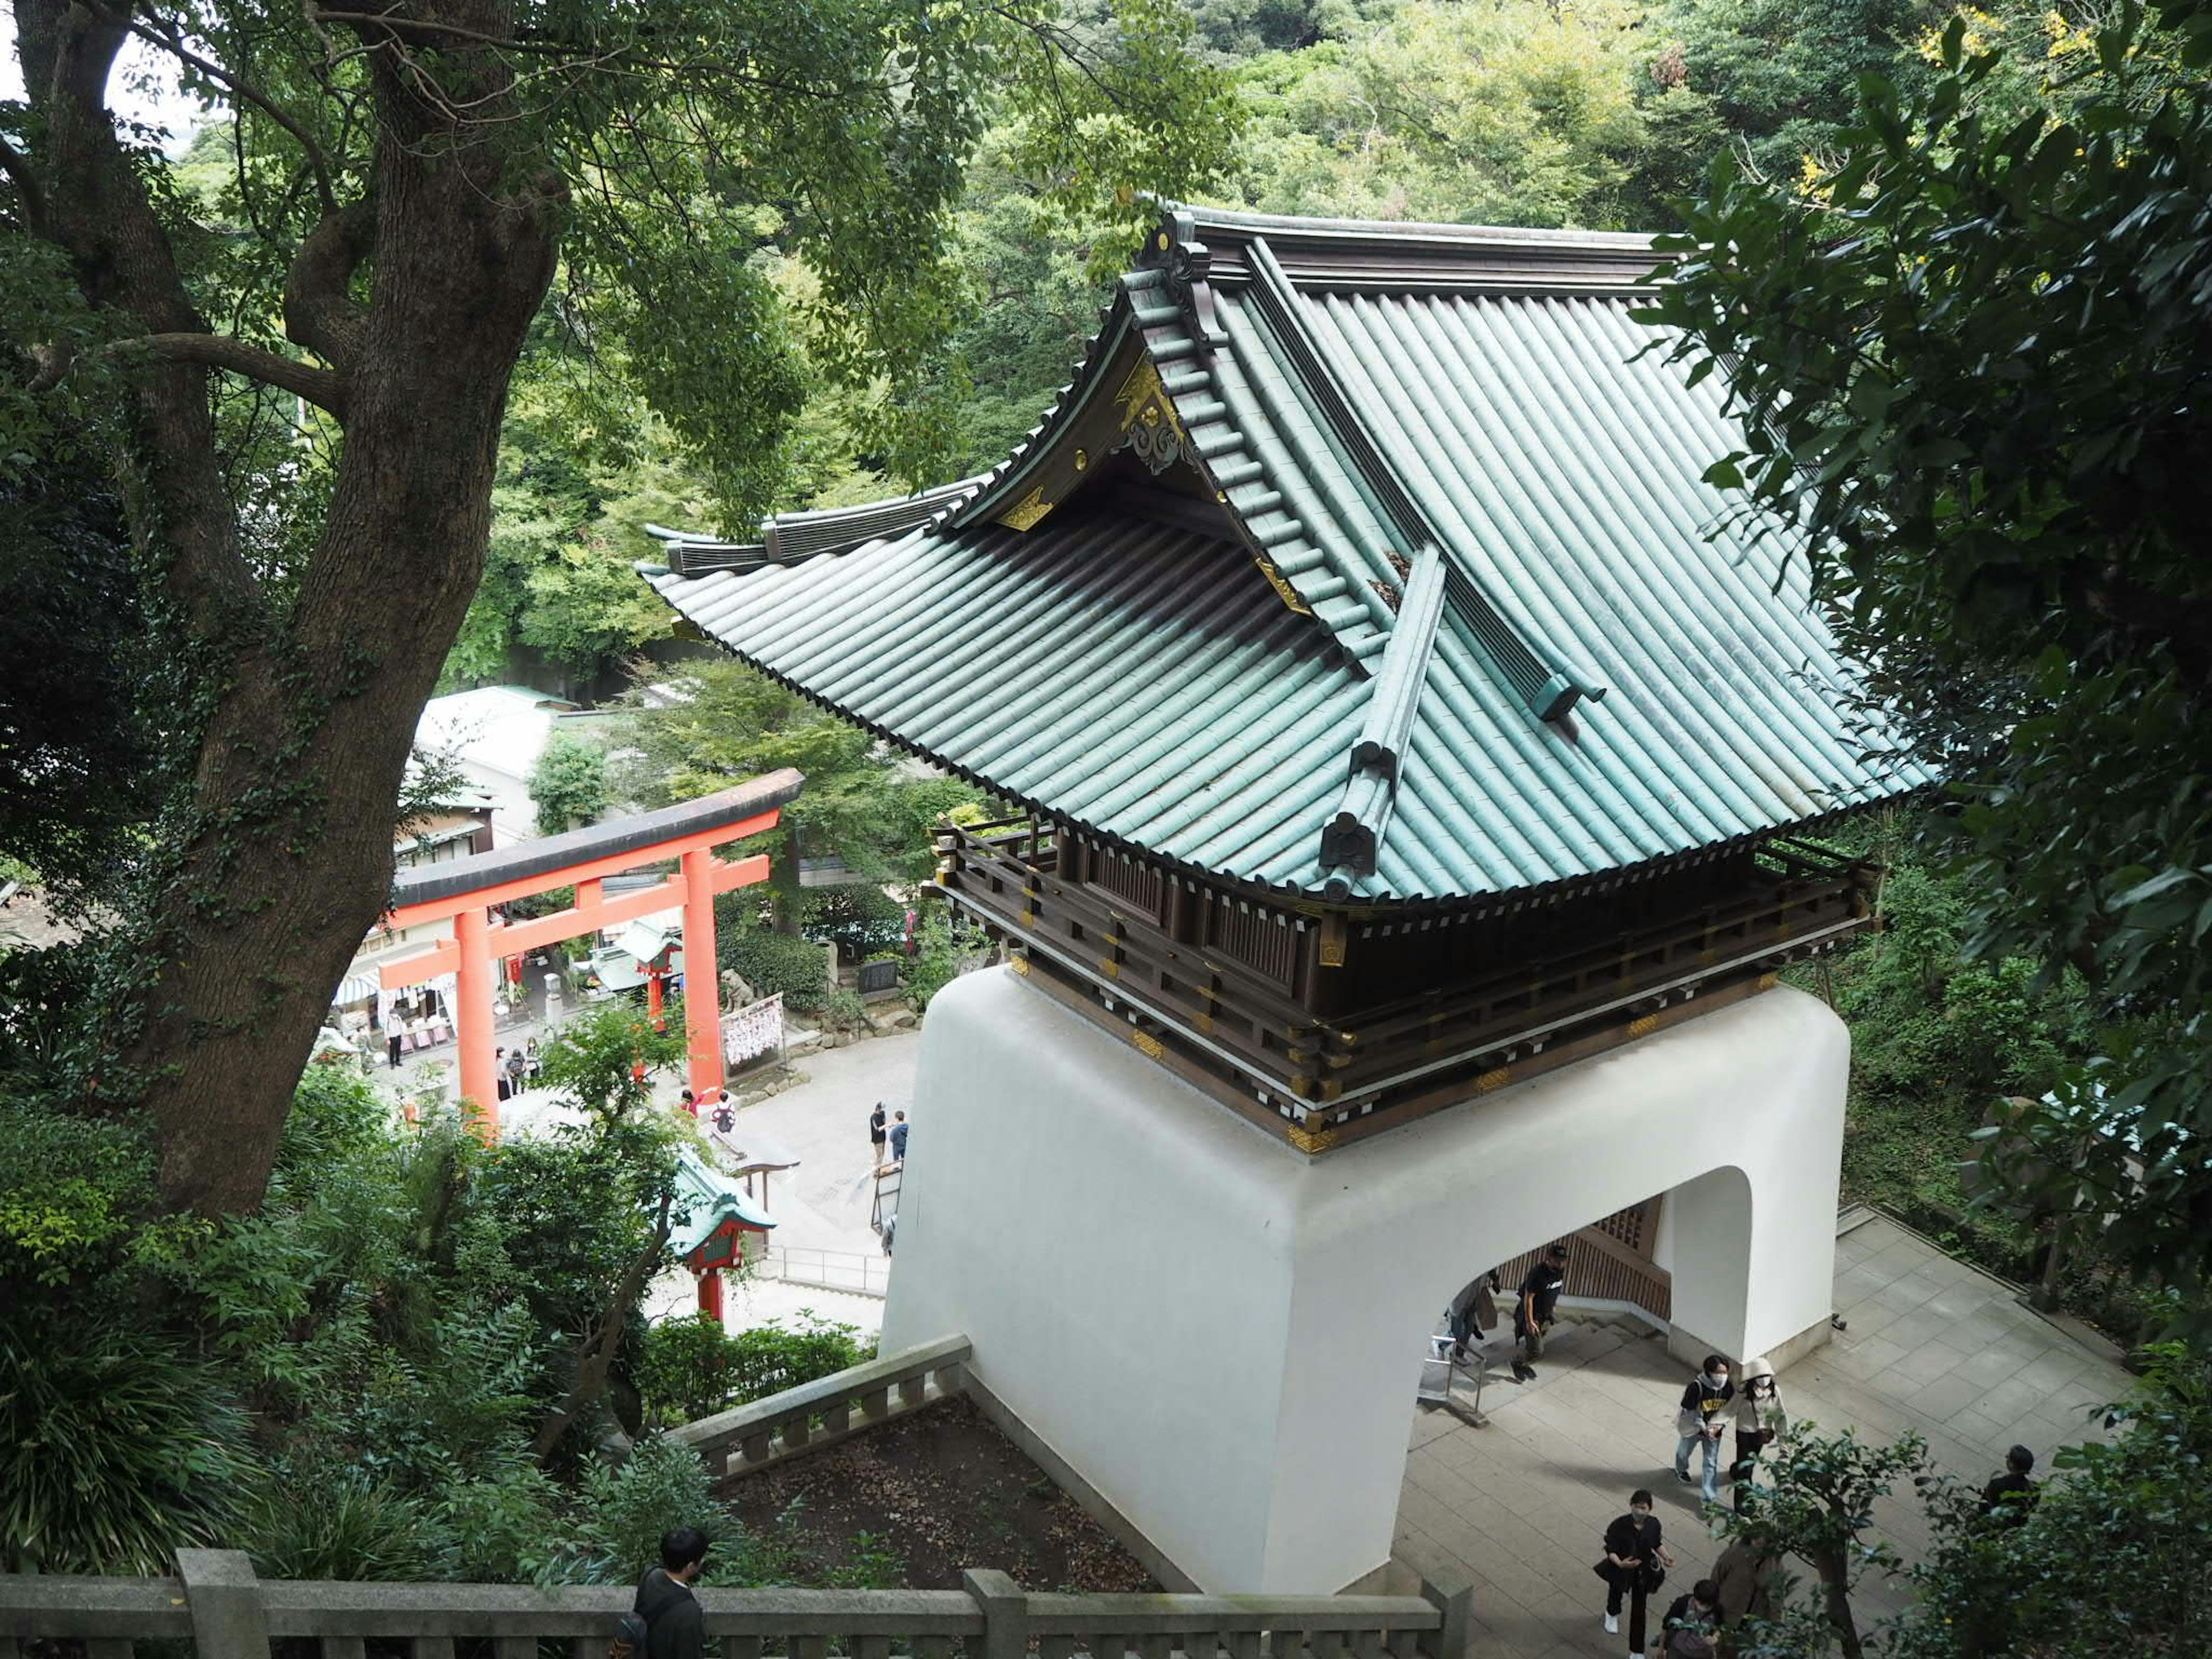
left=1729, top=1357, right=1787, bottom=1510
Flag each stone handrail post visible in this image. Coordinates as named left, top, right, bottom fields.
left=175, top=1551, right=271, bottom=1659
left=963, top=1569, right=1029, bottom=1659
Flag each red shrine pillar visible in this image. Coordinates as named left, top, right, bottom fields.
left=696, top=1267, right=724, bottom=1323
left=680, top=847, right=724, bottom=1100
left=454, top=906, right=499, bottom=1135
left=646, top=965, right=665, bottom=1029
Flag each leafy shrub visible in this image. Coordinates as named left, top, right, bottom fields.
left=721, top=925, right=832, bottom=1013
left=639, top=1312, right=873, bottom=1425
left=0, top=1312, right=257, bottom=1572
left=0, top=1098, right=157, bottom=1286
left=724, top=1315, right=873, bottom=1404
left=549, top=1434, right=726, bottom=1585
left=799, top=885, right=908, bottom=961
left=639, top=1312, right=744, bottom=1423
left=816, top=988, right=871, bottom=1033
left=277, top=1059, right=389, bottom=1175
left=901, top=903, right=990, bottom=1011
left=229, top=1474, right=441, bottom=1581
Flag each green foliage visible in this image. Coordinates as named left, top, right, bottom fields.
left=1641, top=0, right=2212, bottom=1323
left=0, top=1311, right=257, bottom=1573
left=800, top=885, right=910, bottom=961
left=1898, top=1342, right=2212, bottom=1659
left=722, top=923, right=834, bottom=1014
left=536, top=999, right=687, bottom=1120
left=0, top=1098, right=158, bottom=1285
left=529, top=730, right=612, bottom=836
left=1230, top=0, right=1654, bottom=228
left=229, top=1476, right=442, bottom=1582
left=1719, top=1427, right=1927, bottom=1659
left=639, top=1312, right=876, bottom=1426
left=616, top=662, right=983, bottom=918
left=550, top=1434, right=729, bottom=1586
left=903, top=903, right=992, bottom=1012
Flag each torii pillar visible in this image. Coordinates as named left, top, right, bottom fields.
left=376, top=770, right=804, bottom=1133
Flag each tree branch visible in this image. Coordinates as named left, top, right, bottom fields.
left=530, top=1188, right=674, bottom=1463
left=0, top=133, right=48, bottom=230
left=283, top=196, right=375, bottom=372
left=117, top=332, right=347, bottom=415
left=127, top=16, right=340, bottom=217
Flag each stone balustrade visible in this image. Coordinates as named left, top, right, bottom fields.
left=0, top=1558, right=1470, bottom=1659
left=670, top=1334, right=971, bottom=1478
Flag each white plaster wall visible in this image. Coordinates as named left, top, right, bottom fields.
left=882, top=969, right=1849, bottom=1594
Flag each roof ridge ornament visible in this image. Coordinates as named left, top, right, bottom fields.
left=1320, top=544, right=1450, bottom=894
left=1241, top=237, right=1608, bottom=725
left=1135, top=207, right=1225, bottom=352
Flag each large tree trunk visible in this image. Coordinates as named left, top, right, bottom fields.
left=17, top=1, right=562, bottom=1216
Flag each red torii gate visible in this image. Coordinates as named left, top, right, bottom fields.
left=377, top=771, right=803, bottom=1133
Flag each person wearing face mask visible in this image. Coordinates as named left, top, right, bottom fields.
left=1728, top=1358, right=1787, bottom=1510
left=1674, top=1355, right=1735, bottom=1505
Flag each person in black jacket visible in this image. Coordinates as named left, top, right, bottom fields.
left=1596, top=1488, right=1673, bottom=1658
left=1979, top=1444, right=2040, bottom=1524
left=1511, top=1243, right=1570, bottom=1381
left=634, top=1528, right=709, bottom=1659
left=1656, top=1580, right=1721, bottom=1658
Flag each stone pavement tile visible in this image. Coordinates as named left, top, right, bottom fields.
left=1825, top=1332, right=1908, bottom=1379
left=1890, top=1339, right=1971, bottom=1386
left=1412, top=1410, right=1457, bottom=1451
left=1832, top=1296, right=1902, bottom=1339
left=1883, top=1305, right=1956, bottom=1350
left=1955, top=1341, right=2033, bottom=1391
left=1906, top=1371, right=1985, bottom=1426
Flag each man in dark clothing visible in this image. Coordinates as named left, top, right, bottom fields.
left=634, top=1527, right=709, bottom=1659
left=1979, top=1444, right=2040, bottom=1524
left=1512, top=1243, right=1569, bottom=1381
left=869, top=1103, right=888, bottom=1158
left=888, top=1110, right=909, bottom=1162
left=1657, top=1580, right=1721, bottom=1658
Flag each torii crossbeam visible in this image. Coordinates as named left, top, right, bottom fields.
left=377, top=770, right=803, bottom=1132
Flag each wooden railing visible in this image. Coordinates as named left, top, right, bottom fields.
left=0, top=1559, right=1471, bottom=1659
left=670, top=1335, right=969, bottom=1479
left=938, top=818, right=1874, bottom=1150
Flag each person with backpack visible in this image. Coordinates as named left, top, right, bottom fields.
left=1674, top=1355, right=1735, bottom=1505
left=624, top=1528, right=709, bottom=1659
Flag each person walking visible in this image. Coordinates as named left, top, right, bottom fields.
left=524, top=1036, right=541, bottom=1082
left=386, top=1021, right=404, bottom=1069
left=1445, top=1270, right=1500, bottom=1365
left=1595, top=1487, right=1673, bottom=1657
left=1511, top=1243, right=1569, bottom=1381
left=632, top=1528, right=709, bottom=1659
left=494, top=1046, right=512, bottom=1103
left=1979, top=1444, right=2040, bottom=1523
left=869, top=1102, right=888, bottom=1160
left=1656, top=1580, right=1721, bottom=1658
left=1675, top=1355, right=1735, bottom=1505
left=503, top=1046, right=527, bottom=1100
left=888, top=1109, right=909, bottom=1163
left=1729, top=1358, right=1787, bottom=1509
left=1710, top=1540, right=1778, bottom=1642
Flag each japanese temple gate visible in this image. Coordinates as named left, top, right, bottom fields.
left=377, top=772, right=801, bottom=1131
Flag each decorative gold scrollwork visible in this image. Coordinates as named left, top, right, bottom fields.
left=997, top=487, right=1054, bottom=531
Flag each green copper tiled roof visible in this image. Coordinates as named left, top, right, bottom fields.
left=645, top=206, right=1932, bottom=904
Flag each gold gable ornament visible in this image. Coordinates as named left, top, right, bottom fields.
left=997, top=487, right=1054, bottom=531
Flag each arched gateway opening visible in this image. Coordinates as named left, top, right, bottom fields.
left=638, top=204, right=1923, bottom=1597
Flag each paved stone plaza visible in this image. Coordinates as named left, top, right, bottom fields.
left=1394, top=1213, right=2136, bottom=1659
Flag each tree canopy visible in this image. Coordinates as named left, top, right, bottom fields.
left=1, top=0, right=1238, bottom=1217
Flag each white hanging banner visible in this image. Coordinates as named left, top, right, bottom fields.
left=722, top=994, right=785, bottom=1069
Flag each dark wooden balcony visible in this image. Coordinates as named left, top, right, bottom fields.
left=935, top=817, right=1876, bottom=1153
